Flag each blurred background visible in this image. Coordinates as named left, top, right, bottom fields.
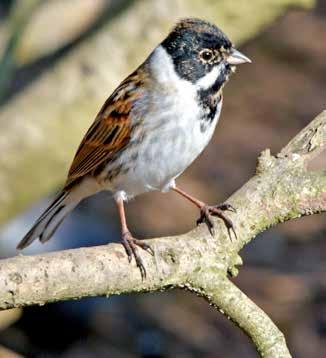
left=0, top=0, right=325, bottom=357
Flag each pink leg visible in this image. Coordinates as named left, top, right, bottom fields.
left=115, top=196, right=153, bottom=279
left=172, top=186, right=237, bottom=240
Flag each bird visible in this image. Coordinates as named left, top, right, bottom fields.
left=17, top=18, right=251, bottom=278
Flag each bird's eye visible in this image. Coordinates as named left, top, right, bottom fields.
left=199, top=49, right=214, bottom=62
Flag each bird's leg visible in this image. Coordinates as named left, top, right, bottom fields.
left=115, top=196, right=153, bottom=279
left=172, top=186, right=237, bottom=240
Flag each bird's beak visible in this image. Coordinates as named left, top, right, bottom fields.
left=227, top=49, right=251, bottom=65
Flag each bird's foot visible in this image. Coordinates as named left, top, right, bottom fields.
left=196, top=203, right=237, bottom=241
left=121, top=231, right=154, bottom=279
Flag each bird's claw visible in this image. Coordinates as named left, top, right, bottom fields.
left=217, top=203, right=237, bottom=213
left=121, top=232, right=153, bottom=279
left=197, top=207, right=215, bottom=235
left=197, top=203, right=237, bottom=241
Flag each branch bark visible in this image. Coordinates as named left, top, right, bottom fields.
left=0, top=112, right=325, bottom=356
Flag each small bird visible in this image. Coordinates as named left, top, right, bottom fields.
left=17, top=18, right=250, bottom=278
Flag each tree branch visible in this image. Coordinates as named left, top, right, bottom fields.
left=189, top=276, right=291, bottom=357
left=0, top=112, right=325, bottom=357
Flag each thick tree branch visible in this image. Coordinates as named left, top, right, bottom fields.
left=0, top=112, right=325, bottom=357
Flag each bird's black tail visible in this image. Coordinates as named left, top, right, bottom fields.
left=17, top=191, right=77, bottom=249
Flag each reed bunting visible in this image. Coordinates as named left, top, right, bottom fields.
left=18, top=18, right=251, bottom=278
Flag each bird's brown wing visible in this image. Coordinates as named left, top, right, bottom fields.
left=65, top=68, right=146, bottom=189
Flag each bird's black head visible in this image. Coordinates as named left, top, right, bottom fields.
left=161, top=18, right=250, bottom=87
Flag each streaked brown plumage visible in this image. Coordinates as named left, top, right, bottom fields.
left=66, top=68, right=147, bottom=188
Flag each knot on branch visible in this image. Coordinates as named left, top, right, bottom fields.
left=280, top=110, right=326, bottom=161
left=256, top=149, right=277, bottom=174
left=227, top=254, right=243, bottom=277
left=306, top=125, right=325, bottom=152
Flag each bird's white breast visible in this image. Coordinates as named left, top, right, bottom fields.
left=110, top=46, right=222, bottom=198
